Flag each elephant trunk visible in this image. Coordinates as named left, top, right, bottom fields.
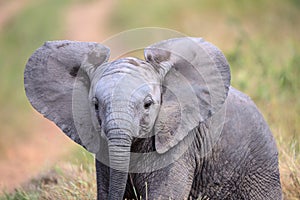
left=107, top=129, right=132, bottom=200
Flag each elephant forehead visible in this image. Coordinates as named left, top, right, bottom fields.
left=95, top=76, right=157, bottom=104
left=96, top=58, right=159, bottom=94
left=99, top=74, right=149, bottom=94
left=102, top=57, right=159, bottom=81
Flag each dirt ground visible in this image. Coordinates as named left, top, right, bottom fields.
left=0, top=0, right=115, bottom=193
left=0, top=114, right=74, bottom=193
left=65, top=0, right=115, bottom=41
left=0, top=0, right=29, bottom=31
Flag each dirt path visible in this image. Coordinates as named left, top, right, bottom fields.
left=0, top=0, right=29, bottom=31
left=0, top=0, right=115, bottom=193
left=64, top=0, right=115, bottom=41
left=0, top=113, right=74, bottom=193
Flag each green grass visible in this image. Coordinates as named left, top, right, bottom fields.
left=0, top=190, right=39, bottom=200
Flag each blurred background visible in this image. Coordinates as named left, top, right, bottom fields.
left=0, top=0, right=299, bottom=199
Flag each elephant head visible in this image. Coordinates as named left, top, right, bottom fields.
left=24, top=37, right=230, bottom=199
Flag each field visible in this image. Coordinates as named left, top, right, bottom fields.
left=0, top=0, right=299, bottom=199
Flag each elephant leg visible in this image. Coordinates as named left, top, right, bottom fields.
left=95, top=158, right=109, bottom=200
left=95, top=158, right=137, bottom=199
left=132, top=154, right=196, bottom=199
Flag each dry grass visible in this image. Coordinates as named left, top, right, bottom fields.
left=1, top=163, right=96, bottom=200
left=278, top=140, right=300, bottom=199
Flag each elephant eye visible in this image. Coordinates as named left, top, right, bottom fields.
left=92, top=97, right=99, bottom=111
left=144, top=96, right=154, bottom=110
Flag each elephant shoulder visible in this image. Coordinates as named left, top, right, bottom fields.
left=223, top=87, right=278, bottom=155
left=226, top=87, right=254, bottom=108
left=226, top=87, right=264, bottom=122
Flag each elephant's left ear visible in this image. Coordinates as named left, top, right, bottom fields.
left=24, top=41, right=110, bottom=153
left=145, top=37, right=230, bottom=153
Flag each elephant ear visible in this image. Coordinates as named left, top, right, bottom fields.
left=24, top=41, right=110, bottom=153
left=145, top=37, right=230, bottom=153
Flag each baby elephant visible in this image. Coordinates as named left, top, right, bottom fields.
left=24, top=37, right=282, bottom=199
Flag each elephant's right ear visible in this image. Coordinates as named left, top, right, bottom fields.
left=145, top=37, right=230, bottom=154
left=24, top=41, right=110, bottom=153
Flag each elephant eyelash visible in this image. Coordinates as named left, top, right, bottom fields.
left=95, top=103, right=99, bottom=111
left=144, top=96, right=154, bottom=109
left=144, top=102, right=152, bottom=109
left=92, top=97, right=102, bottom=126
left=92, top=97, right=99, bottom=111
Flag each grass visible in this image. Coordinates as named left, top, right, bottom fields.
left=0, top=163, right=96, bottom=200
left=279, top=139, right=300, bottom=199
left=0, top=148, right=95, bottom=200
left=0, top=0, right=299, bottom=199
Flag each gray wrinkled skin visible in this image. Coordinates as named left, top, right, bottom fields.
left=24, top=38, right=282, bottom=200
